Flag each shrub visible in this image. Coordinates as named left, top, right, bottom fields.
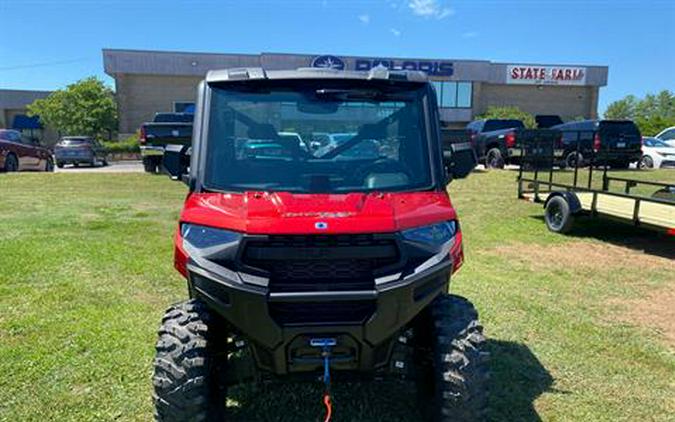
left=476, top=106, right=536, bottom=128
left=102, top=133, right=140, bottom=154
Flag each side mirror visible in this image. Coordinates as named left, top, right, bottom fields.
left=163, top=144, right=191, bottom=185
left=443, top=141, right=477, bottom=181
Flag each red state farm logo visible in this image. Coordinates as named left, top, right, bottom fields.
left=507, top=65, right=586, bottom=85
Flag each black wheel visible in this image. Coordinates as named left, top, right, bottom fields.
left=565, top=151, right=583, bottom=169
left=3, top=154, right=18, bottom=172
left=544, top=195, right=574, bottom=233
left=45, top=157, right=54, bottom=172
left=73, top=162, right=79, bottom=168
left=144, top=157, right=159, bottom=173
left=485, top=148, right=504, bottom=169
left=639, top=155, right=654, bottom=170
left=639, top=155, right=653, bottom=169
left=414, top=294, right=489, bottom=422
left=153, top=300, right=228, bottom=421
left=56, top=162, right=65, bottom=169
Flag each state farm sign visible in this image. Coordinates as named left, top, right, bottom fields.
left=507, top=65, right=587, bottom=86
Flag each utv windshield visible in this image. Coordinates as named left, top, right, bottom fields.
left=203, top=80, right=433, bottom=193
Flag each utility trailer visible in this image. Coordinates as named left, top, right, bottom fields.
left=516, top=136, right=674, bottom=234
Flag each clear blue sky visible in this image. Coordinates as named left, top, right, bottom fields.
left=1, top=0, right=673, bottom=113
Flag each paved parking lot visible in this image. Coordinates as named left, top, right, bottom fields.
left=55, top=160, right=143, bottom=173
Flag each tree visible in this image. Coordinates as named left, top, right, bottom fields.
left=28, top=77, right=117, bottom=139
left=604, top=90, right=674, bottom=136
left=604, top=95, right=637, bottom=120
left=476, top=106, right=536, bottom=128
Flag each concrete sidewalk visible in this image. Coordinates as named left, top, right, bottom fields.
left=54, top=160, right=143, bottom=173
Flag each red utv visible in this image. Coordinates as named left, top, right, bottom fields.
left=154, top=67, right=487, bottom=421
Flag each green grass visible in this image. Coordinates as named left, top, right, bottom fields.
left=0, top=170, right=673, bottom=421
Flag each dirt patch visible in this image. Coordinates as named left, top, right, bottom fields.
left=492, top=241, right=675, bottom=273
left=493, top=241, right=675, bottom=347
left=609, top=286, right=675, bottom=348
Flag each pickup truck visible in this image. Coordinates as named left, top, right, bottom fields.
left=467, top=119, right=526, bottom=168
left=467, top=119, right=558, bottom=169
left=139, top=112, right=193, bottom=173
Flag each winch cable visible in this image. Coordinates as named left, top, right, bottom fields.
left=323, top=393, right=333, bottom=422
left=322, top=349, right=333, bottom=422
left=311, top=338, right=336, bottom=422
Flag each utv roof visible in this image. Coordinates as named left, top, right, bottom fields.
left=205, top=67, right=429, bottom=84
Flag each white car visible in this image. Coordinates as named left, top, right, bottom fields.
left=640, top=137, right=675, bottom=169
left=655, top=126, right=675, bottom=147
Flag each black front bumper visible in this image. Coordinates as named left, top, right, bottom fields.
left=186, top=258, right=452, bottom=375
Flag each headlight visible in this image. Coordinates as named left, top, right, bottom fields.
left=402, top=221, right=458, bottom=247
left=181, top=223, right=241, bottom=250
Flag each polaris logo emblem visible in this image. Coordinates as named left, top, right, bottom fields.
left=311, top=55, right=345, bottom=70
left=315, top=222, right=328, bottom=230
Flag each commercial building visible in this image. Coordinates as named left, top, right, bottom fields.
left=0, top=89, right=51, bottom=130
left=103, top=49, right=608, bottom=136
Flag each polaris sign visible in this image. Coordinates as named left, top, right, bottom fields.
left=311, top=55, right=454, bottom=77
left=311, top=55, right=345, bottom=71
left=355, top=59, right=454, bottom=76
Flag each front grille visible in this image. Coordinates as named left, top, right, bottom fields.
left=269, top=301, right=376, bottom=325
left=242, top=234, right=399, bottom=292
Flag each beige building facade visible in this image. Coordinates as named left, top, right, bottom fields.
left=103, top=49, right=608, bottom=135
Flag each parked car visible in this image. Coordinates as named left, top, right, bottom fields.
left=140, top=112, right=193, bottom=173
left=466, top=119, right=559, bottom=168
left=550, top=120, right=642, bottom=168
left=655, top=126, right=675, bottom=147
left=0, top=129, right=53, bottom=172
left=639, top=137, right=675, bottom=169
left=54, top=136, right=108, bottom=168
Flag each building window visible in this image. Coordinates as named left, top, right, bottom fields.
left=431, top=81, right=472, bottom=109
left=174, top=101, right=195, bottom=113
left=457, top=82, right=472, bottom=108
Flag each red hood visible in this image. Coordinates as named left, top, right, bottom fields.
left=180, top=191, right=457, bottom=234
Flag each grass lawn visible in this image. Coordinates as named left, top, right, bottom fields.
left=0, top=169, right=673, bottom=421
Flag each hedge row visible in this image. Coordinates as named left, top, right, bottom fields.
left=102, top=134, right=140, bottom=154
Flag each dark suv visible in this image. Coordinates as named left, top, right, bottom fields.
left=54, top=136, right=108, bottom=168
left=551, top=120, right=642, bottom=168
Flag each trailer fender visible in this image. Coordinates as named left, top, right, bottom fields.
left=544, top=192, right=582, bottom=214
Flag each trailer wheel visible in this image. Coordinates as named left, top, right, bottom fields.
left=153, top=300, right=228, bottom=421
left=414, top=294, right=489, bottom=422
left=545, top=195, right=574, bottom=233
left=485, top=148, right=504, bottom=169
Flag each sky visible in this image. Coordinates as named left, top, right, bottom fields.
left=0, top=0, right=673, bottom=114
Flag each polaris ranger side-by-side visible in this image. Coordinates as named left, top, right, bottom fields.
left=154, top=66, right=487, bottom=421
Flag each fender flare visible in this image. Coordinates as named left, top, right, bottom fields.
left=544, top=191, right=582, bottom=214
